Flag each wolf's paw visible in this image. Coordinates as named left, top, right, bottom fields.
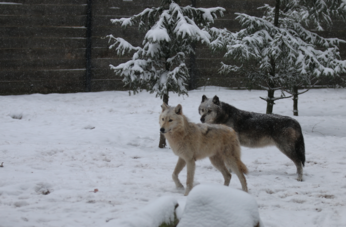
left=297, top=177, right=303, bottom=182
left=184, top=187, right=192, bottom=196
left=176, top=184, right=184, bottom=190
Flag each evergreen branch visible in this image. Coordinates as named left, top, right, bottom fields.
left=219, top=62, right=241, bottom=74
left=144, top=12, right=171, bottom=43
left=111, top=7, right=161, bottom=29
left=167, top=52, right=186, bottom=65
left=171, top=3, right=211, bottom=43
left=182, top=5, right=225, bottom=24
left=107, top=36, right=142, bottom=56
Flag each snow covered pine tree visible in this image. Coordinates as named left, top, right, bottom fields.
left=210, top=0, right=346, bottom=115
left=107, top=0, right=224, bottom=147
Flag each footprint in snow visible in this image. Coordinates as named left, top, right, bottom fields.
left=35, top=182, right=52, bottom=195
left=9, top=113, right=23, bottom=120
left=13, top=201, right=29, bottom=207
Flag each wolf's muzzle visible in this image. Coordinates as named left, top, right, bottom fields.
left=200, top=116, right=205, bottom=123
left=160, top=128, right=165, bottom=133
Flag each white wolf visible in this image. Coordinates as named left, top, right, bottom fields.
left=159, top=103, right=248, bottom=196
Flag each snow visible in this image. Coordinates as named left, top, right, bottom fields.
left=0, top=2, right=22, bottom=4
left=178, top=184, right=262, bottom=227
left=196, top=7, right=225, bottom=23
left=1, top=87, right=346, bottom=227
left=144, top=13, right=171, bottom=43
left=106, top=196, right=178, bottom=227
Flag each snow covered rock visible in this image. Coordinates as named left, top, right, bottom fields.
left=106, top=196, right=178, bottom=227
left=178, top=185, right=263, bottom=227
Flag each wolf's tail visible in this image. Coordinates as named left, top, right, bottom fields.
left=295, top=131, right=306, bottom=167
left=238, top=159, right=249, bottom=175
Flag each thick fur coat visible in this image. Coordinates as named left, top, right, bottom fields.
left=159, top=103, right=248, bottom=196
left=199, top=95, right=305, bottom=181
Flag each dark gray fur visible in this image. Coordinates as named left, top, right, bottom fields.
left=199, top=95, right=305, bottom=181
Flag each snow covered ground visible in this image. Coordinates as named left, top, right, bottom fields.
left=1, top=87, right=346, bottom=227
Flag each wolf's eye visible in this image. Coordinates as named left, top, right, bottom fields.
left=208, top=110, right=212, bottom=113
left=201, top=109, right=204, bottom=113
left=162, top=118, right=164, bottom=121
left=169, top=119, right=173, bottom=122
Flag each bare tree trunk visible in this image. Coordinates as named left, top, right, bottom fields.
left=189, top=42, right=197, bottom=90
left=159, top=55, right=171, bottom=148
left=162, top=93, right=169, bottom=104
left=266, top=86, right=275, bottom=114
left=159, top=53, right=171, bottom=149
left=158, top=92, right=169, bottom=148
left=266, top=0, right=280, bottom=114
left=274, top=0, right=280, bottom=26
left=266, top=56, right=276, bottom=114
left=293, top=85, right=298, bottom=116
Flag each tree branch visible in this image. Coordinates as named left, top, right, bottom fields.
left=260, top=95, right=292, bottom=102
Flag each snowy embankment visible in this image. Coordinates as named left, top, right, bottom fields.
left=1, top=87, right=346, bottom=227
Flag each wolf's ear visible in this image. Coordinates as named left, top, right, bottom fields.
left=161, top=103, right=169, bottom=112
left=201, top=95, right=208, bottom=103
left=212, top=96, right=220, bottom=105
left=175, top=104, right=182, bottom=115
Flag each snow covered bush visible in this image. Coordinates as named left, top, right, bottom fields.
left=177, top=184, right=263, bottom=227
left=108, top=0, right=224, bottom=147
left=210, top=0, right=346, bottom=115
left=104, top=185, right=263, bottom=227
left=105, top=196, right=178, bottom=227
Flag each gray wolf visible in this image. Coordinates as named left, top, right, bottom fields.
left=199, top=95, right=305, bottom=181
left=159, top=103, right=248, bottom=196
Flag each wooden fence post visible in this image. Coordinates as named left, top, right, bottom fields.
left=85, top=0, right=93, bottom=92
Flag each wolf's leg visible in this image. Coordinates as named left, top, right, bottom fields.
left=184, top=159, right=196, bottom=196
left=295, top=162, right=303, bottom=182
left=227, top=158, right=248, bottom=192
left=274, top=127, right=305, bottom=181
left=275, top=143, right=304, bottom=181
left=209, top=154, right=232, bottom=186
left=172, top=157, right=186, bottom=189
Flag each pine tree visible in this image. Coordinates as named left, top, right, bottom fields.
left=210, top=0, right=346, bottom=115
left=108, top=0, right=224, bottom=147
